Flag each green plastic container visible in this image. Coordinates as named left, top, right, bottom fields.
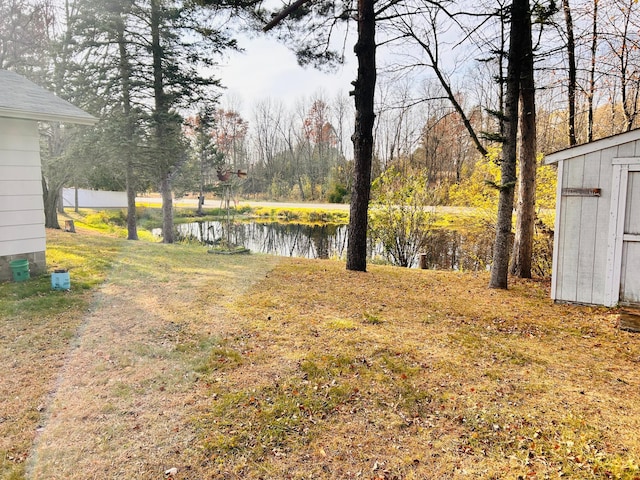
left=10, top=259, right=30, bottom=282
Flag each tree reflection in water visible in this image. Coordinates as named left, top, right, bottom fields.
left=170, top=221, right=493, bottom=270
left=174, top=221, right=347, bottom=260
left=418, top=229, right=494, bottom=271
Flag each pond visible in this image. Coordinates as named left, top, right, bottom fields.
left=155, top=220, right=494, bottom=271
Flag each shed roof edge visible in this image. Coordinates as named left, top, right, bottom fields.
left=545, top=128, right=640, bottom=164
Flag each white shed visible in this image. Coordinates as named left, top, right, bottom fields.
left=545, top=129, right=640, bottom=307
left=0, top=70, right=96, bottom=281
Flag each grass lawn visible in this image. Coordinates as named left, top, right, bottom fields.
left=1, top=227, right=638, bottom=479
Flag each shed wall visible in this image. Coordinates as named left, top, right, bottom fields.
left=0, top=117, right=46, bottom=280
left=553, top=139, right=640, bottom=305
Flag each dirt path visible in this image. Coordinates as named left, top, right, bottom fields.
left=25, top=241, right=279, bottom=479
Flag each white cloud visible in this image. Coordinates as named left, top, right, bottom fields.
left=219, top=35, right=355, bottom=116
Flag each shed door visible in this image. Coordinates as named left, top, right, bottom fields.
left=620, top=170, right=640, bottom=304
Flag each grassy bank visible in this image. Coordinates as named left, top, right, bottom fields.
left=61, top=204, right=349, bottom=234
left=1, top=228, right=637, bottom=479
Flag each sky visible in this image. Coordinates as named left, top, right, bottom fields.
left=217, top=34, right=356, bottom=118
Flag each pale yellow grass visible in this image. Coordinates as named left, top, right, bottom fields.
left=25, top=238, right=280, bottom=479
left=189, top=261, right=640, bottom=479
left=4, top=230, right=640, bottom=480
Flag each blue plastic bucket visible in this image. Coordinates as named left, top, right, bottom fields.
left=51, top=269, right=70, bottom=290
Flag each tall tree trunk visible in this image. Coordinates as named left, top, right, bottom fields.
left=42, top=0, right=73, bottom=228
left=510, top=5, right=536, bottom=278
left=498, top=3, right=507, bottom=141
left=57, top=188, right=65, bottom=213
left=160, top=175, right=175, bottom=243
left=297, top=175, right=306, bottom=201
left=619, top=0, right=635, bottom=132
left=197, top=148, right=205, bottom=216
left=117, top=10, right=139, bottom=240
left=588, top=0, right=598, bottom=141
left=563, top=0, right=577, bottom=145
left=126, top=162, right=138, bottom=239
left=42, top=123, right=68, bottom=229
left=489, top=0, right=527, bottom=289
left=42, top=175, right=61, bottom=229
left=151, top=0, right=174, bottom=243
left=346, top=0, right=376, bottom=272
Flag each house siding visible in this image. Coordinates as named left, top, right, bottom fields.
left=0, top=117, right=46, bottom=279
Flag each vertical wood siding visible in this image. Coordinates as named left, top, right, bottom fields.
left=555, top=145, right=614, bottom=304
left=554, top=138, right=640, bottom=306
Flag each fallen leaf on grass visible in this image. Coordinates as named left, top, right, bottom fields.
left=165, top=467, right=178, bottom=477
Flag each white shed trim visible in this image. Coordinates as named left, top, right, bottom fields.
left=613, top=157, right=640, bottom=165
left=604, top=164, right=627, bottom=306
left=550, top=160, right=564, bottom=301
left=603, top=158, right=640, bottom=306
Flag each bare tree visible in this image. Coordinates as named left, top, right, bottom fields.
left=563, top=0, right=577, bottom=145
left=381, top=0, right=541, bottom=285
left=374, top=79, right=426, bottom=172
left=248, top=98, right=287, bottom=194
left=331, top=92, right=355, bottom=162
left=383, top=3, right=490, bottom=158
left=212, top=108, right=249, bottom=171
left=602, top=0, right=640, bottom=132
left=587, top=0, right=598, bottom=141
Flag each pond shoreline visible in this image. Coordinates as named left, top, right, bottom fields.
left=136, top=196, right=478, bottom=215
left=156, top=219, right=494, bottom=271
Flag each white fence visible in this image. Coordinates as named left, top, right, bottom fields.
left=62, top=188, right=127, bottom=208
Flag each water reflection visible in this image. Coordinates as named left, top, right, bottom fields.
left=164, top=221, right=493, bottom=271
left=172, top=221, right=348, bottom=260
left=418, top=229, right=493, bottom=271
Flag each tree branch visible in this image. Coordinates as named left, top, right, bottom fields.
left=263, top=0, right=315, bottom=32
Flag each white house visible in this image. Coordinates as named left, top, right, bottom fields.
left=545, top=129, right=640, bottom=307
left=0, top=70, right=96, bottom=281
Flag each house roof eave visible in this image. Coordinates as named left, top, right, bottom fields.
left=0, top=69, right=97, bottom=126
left=0, top=108, right=97, bottom=126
